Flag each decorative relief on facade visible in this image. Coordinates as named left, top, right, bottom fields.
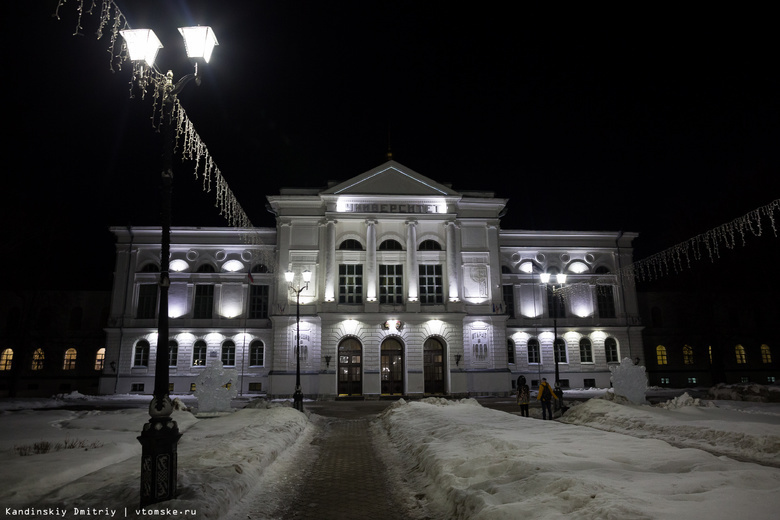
left=463, top=264, right=488, bottom=299
left=471, top=328, right=490, bottom=364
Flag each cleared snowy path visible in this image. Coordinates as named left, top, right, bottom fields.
left=228, top=416, right=417, bottom=520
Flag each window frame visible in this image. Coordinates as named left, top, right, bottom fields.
left=379, top=264, right=404, bottom=304
left=418, top=264, right=444, bottom=304
left=338, top=264, right=363, bottom=304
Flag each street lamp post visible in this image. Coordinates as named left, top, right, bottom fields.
left=285, top=269, right=311, bottom=412
left=121, top=25, right=218, bottom=508
left=540, top=272, right=566, bottom=386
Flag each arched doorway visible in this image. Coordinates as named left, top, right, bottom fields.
left=338, top=338, right=362, bottom=396
left=381, top=338, right=404, bottom=395
left=423, top=337, right=446, bottom=394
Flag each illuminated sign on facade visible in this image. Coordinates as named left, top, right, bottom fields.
left=338, top=202, right=446, bottom=214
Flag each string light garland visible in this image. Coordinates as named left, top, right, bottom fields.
left=53, top=0, right=264, bottom=246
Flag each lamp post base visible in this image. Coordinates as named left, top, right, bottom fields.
left=293, top=386, right=304, bottom=412
left=138, top=417, right=182, bottom=507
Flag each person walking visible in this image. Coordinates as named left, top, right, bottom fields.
left=517, top=382, right=530, bottom=417
left=537, top=377, right=558, bottom=420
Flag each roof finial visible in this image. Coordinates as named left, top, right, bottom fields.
left=386, top=124, right=393, bottom=161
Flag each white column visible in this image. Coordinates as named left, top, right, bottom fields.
left=324, top=219, right=336, bottom=302
left=366, top=219, right=377, bottom=301
left=406, top=220, right=418, bottom=300
left=445, top=221, right=459, bottom=301
left=277, top=222, right=292, bottom=310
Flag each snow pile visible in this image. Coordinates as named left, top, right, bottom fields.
left=657, top=392, right=706, bottom=409
left=609, top=357, right=647, bottom=404
left=379, top=399, right=780, bottom=520
left=709, top=383, right=780, bottom=402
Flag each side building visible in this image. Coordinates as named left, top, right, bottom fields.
left=99, top=161, right=643, bottom=398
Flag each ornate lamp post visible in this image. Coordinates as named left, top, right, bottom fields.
left=285, top=269, right=311, bottom=412
left=120, top=25, right=218, bottom=507
left=540, top=272, right=566, bottom=386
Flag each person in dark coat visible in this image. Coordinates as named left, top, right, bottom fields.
left=517, top=383, right=530, bottom=417
left=536, top=377, right=558, bottom=420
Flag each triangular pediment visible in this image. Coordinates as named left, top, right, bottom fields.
left=321, top=161, right=460, bottom=197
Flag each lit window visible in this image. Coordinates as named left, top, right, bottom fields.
left=709, top=345, right=713, bottom=364
left=656, top=345, right=668, bottom=365
left=527, top=339, right=540, bottom=364
left=735, top=345, right=747, bottom=364
left=768, top=376, right=776, bottom=384
left=168, top=340, right=178, bottom=368
left=761, top=344, right=772, bottom=364
left=687, top=377, right=697, bottom=384
left=579, top=338, right=593, bottom=363
left=222, top=341, right=236, bottom=366
left=63, top=348, right=77, bottom=370
left=32, top=348, right=44, bottom=371
left=418, top=264, right=443, bottom=304
left=605, top=337, right=619, bottom=363
left=683, top=345, right=694, bottom=365
left=94, top=348, right=106, bottom=371
left=134, top=341, right=149, bottom=367
left=554, top=338, right=567, bottom=364
left=250, top=340, right=264, bottom=366
left=248, top=382, right=263, bottom=393
left=660, top=377, right=670, bottom=385
left=249, top=285, right=270, bottom=319
left=192, top=340, right=207, bottom=366
left=379, top=265, right=403, bottom=304
left=193, top=285, right=215, bottom=319
left=0, top=348, right=13, bottom=371
left=339, top=264, right=363, bottom=304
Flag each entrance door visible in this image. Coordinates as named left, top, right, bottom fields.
left=338, top=338, right=362, bottom=396
left=424, top=337, right=445, bottom=394
left=381, top=338, right=404, bottom=395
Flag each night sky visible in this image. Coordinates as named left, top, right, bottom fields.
left=5, top=2, right=778, bottom=291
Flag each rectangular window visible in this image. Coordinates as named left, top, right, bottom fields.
left=136, top=284, right=158, bottom=319
left=660, top=377, right=670, bottom=385
left=580, top=341, right=593, bottom=363
left=248, top=382, right=262, bottom=393
left=131, top=383, right=145, bottom=392
left=558, top=379, right=569, bottom=388
left=584, top=378, right=596, bottom=387
left=250, top=344, right=264, bottom=366
left=222, top=345, right=236, bottom=366
left=249, top=285, right=270, bottom=319
left=190, top=383, right=197, bottom=392
left=193, top=285, right=214, bottom=319
left=418, top=264, right=443, bottom=304
left=503, top=285, right=515, bottom=317
left=379, top=265, right=403, bottom=304
left=687, top=377, right=697, bottom=384
left=596, top=285, right=616, bottom=318
left=547, top=285, right=566, bottom=318
left=168, top=383, right=174, bottom=393
left=527, top=341, right=540, bottom=364
left=768, top=376, right=776, bottom=384
left=339, top=264, right=363, bottom=304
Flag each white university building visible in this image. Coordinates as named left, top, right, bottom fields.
left=100, top=161, right=644, bottom=398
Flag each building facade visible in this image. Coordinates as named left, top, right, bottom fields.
left=99, top=161, right=643, bottom=398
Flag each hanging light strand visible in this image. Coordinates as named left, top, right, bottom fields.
left=54, top=0, right=264, bottom=245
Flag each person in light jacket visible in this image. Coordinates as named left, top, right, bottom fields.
left=536, top=377, right=558, bottom=420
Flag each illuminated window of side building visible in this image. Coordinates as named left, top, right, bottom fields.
left=656, top=345, right=668, bottom=365
left=94, top=348, right=105, bottom=370
left=735, top=345, right=747, bottom=364
left=32, top=348, right=44, bottom=370
left=761, top=344, right=772, bottom=364
left=0, top=348, right=13, bottom=371
left=63, top=348, right=77, bottom=370
left=683, top=345, right=693, bottom=365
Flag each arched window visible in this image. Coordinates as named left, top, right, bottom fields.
left=418, top=239, right=442, bottom=251
left=378, top=239, right=403, bottom=251
left=192, top=340, right=207, bottom=366
left=656, top=345, right=668, bottom=365
left=63, top=348, right=77, bottom=370
left=554, top=338, right=567, bottom=364
left=250, top=340, right=264, bottom=366
left=507, top=339, right=515, bottom=365
left=32, top=348, right=45, bottom=370
left=134, top=341, right=150, bottom=367
left=735, top=345, right=747, bottom=364
left=196, top=264, right=216, bottom=273
left=140, top=263, right=159, bottom=272
left=339, top=239, right=363, bottom=250
left=0, top=348, right=13, bottom=371
left=527, top=338, right=540, bottom=364
left=605, top=337, right=619, bottom=363
left=94, top=348, right=106, bottom=371
left=222, top=340, right=236, bottom=366
left=168, top=340, right=179, bottom=368
left=683, top=345, right=694, bottom=365
left=579, top=338, right=593, bottom=363
left=761, top=344, right=772, bottom=364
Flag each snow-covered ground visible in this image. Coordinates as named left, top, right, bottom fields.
left=1, top=386, right=779, bottom=519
